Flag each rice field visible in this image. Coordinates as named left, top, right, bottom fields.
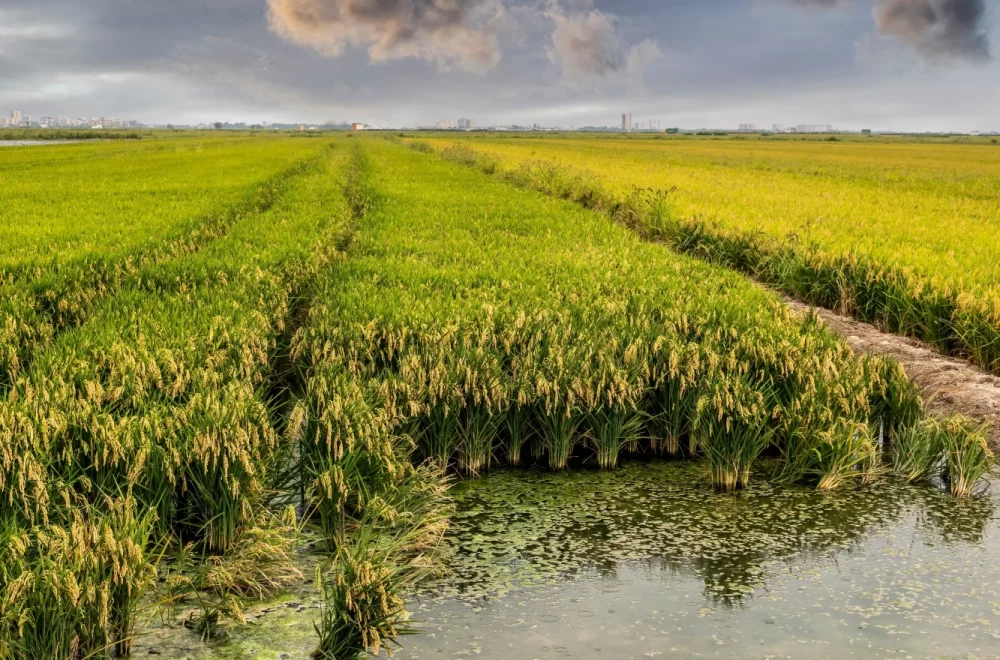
left=415, top=133, right=1000, bottom=374
left=0, top=134, right=996, bottom=659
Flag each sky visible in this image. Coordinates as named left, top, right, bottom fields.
left=0, top=0, right=996, bottom=131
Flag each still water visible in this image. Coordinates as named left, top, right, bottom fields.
left=399, top=461, right=1000, bottom=659
left=136, top=461, right=1000, bottom=659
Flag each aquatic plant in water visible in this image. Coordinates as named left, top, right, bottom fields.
left=586, top=407, right=644, bottom=470
left=940, top=415, right=994, bottom=497
left=892, top=417, right=946, bottom=483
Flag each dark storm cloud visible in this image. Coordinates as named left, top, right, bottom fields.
left=265, top=0, right=505, bottom=71
left=874, top=0, right=989, bottom=60
left=784, top=0, right=991, bottom=61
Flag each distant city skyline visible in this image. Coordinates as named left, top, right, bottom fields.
left=4, top=104, right=997, bottom=135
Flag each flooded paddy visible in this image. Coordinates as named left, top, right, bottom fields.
left=136, top=461, right=1000, bottom=659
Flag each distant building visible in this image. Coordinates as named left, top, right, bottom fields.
left=622, top=113, right=632, bottom=132
left=435, top=119, right=455, bottom=129
left=861, top=129, right=872, bottom=136
left=10, top=110, right=22, bottom=125
left=350, top=123, right=365, bottom=131
left=738, top=123, right=757, bottom=132
left=794, top=124, right=833, bottom=134
left=457, top=118, right=476, bottom=129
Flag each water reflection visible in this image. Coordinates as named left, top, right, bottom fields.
left=425, top=461, right=997, bottom=606
left=400, top=460, right=1000, bottom=659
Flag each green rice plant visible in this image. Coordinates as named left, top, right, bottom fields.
left=646, top=367, right=698, bottom=458
left=704, top=419, right=772, bottom=491
left=458, top=405, right=500, bottom=476
left=160, top=549, right=246, bottom=643
left=953, top=300, right=1000, bottom=375
left=343, top=144, right=380, bottom=221
left=0, top=147, right=348, bottom=540
left=328, top=139, right=934, bottom=494
left=309, top=444, right=449, bottom=658
left=0, top=143, right=349, bottom=660
left=0, top=497, right=157, bottom=659
left=295, top=372, right=399, bottom=546
left=313, top=521, right=428, bottom=660
left=867, top=357, right=923, bottom=440
left=422, top=405, right=461, bottom=467
left=408, top=140, right=435, bottom=154
left=940, top=415, right=994, bottom=498
left=586, top=406, right=644, bottom=469
left=503, top=405, right=530, bottom=467
left=0, top=139, right=329, bottom=389
left=169, top=382, right=283, bottom=553
left=157, top=508, right=301, bottom=643
left=537, top=409, right=583, bottom=471
left=813, top=420, right=878, bottom=491
left=891, top=417, right=946, bottom=483
left=696, top=379, right=772, bottom=491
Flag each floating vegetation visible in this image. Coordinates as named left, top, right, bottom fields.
left=426, top=460, right=1000, bottom=606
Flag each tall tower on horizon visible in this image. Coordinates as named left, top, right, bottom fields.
left=622, top=113, right=632, bottom=132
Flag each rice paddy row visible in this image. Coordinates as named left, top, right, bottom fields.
left=0, top=136, right=327, bottom=395
left=0, top=143, right=353, bottom=658
left=413, top=134, right=1000, bottom=376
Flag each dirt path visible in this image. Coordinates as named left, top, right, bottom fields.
left=785, top=300, right=1000, bottom=448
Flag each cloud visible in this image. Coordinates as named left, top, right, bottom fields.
left=874, top=0, right=989, bottom=61
left=784, top=0, right=990, bottom=61
left=266, top=0, right=505, bottom=72
left=544, top=3, right=661, bottom=84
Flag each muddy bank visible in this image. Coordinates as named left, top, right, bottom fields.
left=787, top=299, right=1000, bottom=448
